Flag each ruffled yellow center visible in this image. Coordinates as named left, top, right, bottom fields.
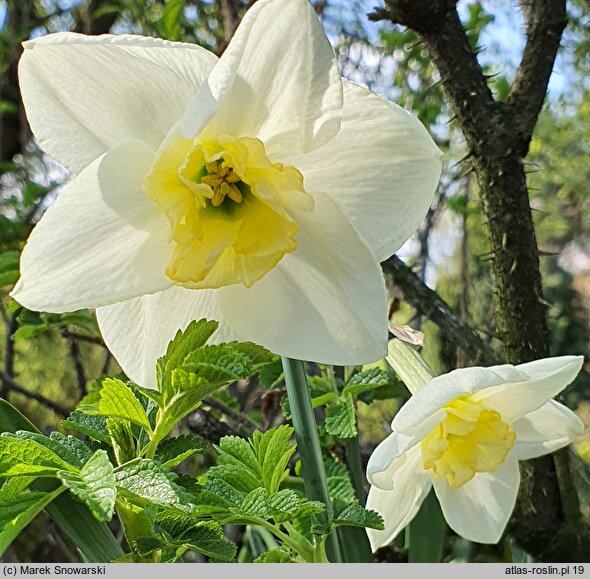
left=420, top=395, right=516, bottom=489
left=144, top=133, right=312, bottom=288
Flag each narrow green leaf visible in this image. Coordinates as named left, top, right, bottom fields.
left=58, top=450, right=116, bottom=522
left=154, top=434, right=208, bottom=469
left=95, top=378, right=151, bottom=432
left=325, top=394, right=357, bottom=438
left=0, top=487, right=64, bottom=557
left=408, top=490, right=446, bottom=562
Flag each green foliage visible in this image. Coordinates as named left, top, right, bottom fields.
left=0, top=487, right=64, bottom=557
left=58, top=450, right=116, bottom=522
left=0, top=250, right=19, bottom=288
left=153, top=434, right=208, bottom=468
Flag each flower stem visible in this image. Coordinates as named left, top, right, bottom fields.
left=281, top=357, right=342, bottom=563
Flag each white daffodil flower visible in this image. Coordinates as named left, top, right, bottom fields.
left=12, top=0, right=441, bottom=387
left=366, top=356, right=585, bottom=548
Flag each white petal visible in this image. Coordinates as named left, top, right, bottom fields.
left=433, top=457, right=520, bottom=544
left=217, top=191, right=388, bottom=365
left=291, top=80, right=441, bottom=261
left=11, top=141, right=173, bottom=313
left=96, top=287, right=239, bottom=388
left=182, top=0, right=342, bottom=153
left=473, top=356, right=584, bottom=423
left=20, top=33, right=217, bottom=173
left=512, top=400, right=584, bottom=460
left=366, top=446, right=432, bottom=551
left=391, top=366, right=514, bottom=434
left=366, top=434, right=409, bottom=490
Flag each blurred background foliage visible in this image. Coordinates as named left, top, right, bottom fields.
left=0, top=0, right=588, bottom=563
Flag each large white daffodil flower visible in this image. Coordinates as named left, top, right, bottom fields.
left=12, top=0, right=441, bottom=387
left=366, top=356, right=585, bottom=548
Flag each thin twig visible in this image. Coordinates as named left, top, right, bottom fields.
left=0, top=372, right=68, bottom=415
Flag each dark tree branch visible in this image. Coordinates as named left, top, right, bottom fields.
left=381, top=256, right=497, bottom=366
left=216, top=0, right=241, bottom=54
left=203, top=396, right=259, bottom=434
left=375, top=0, right=585, bottom=561
left=68, top=340, right=87, bottom=399
left=1, top=309, right=20, bottom=399
left=0, top=372, right=68, bottom=416
left=507, top=0, right=567, bottom=154
left=59, top=328, right=105, bottom=348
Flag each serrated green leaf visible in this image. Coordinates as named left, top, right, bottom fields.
left=49, top=432, right=93, bottom=465
left=217, top=435, right=260, bottom=475
left=203, top=476, right=244, bottom=508
left=254, top=548, right=295, bottom=563
left=0, top=435, right=77, bottom=475
left=342, top=368, right=391, bottom=397
left=293, top=500, right=326, bottom=519
left=0, top=487, right=64, bottom=557
left=58, top=450, right=116, bottom=522
left=159, top=319, right=219, bottom=385
left=154, top=434, right=208, bottom=469
left=60, top=410, right=110, bottom=444
left=333, top=503, right=384, bottom=530
left=16, top=431, right=84, bottom=468
left=106, top=418, right=135, bottom=465
left=0, top=399, right=122, bottom=562
left=134, top=536, right=164, bottom=556
left=158, top=514, right=236, bottom=561
left=268, top=488, right=301, bottom=523
left=251, top=425, right=295, bottom=495
left=206, top=463, right=260, bottom=494
left=327, top=475, right=356, bottom=503
left=258, top=357, right=284, bottom=389
left=115, top=459, right=188, bottom=508
left=325, top=394, right=357, bottom=438
left=240, top=487, right=271, bottom=518
left=95, top=378, right=151, bottom=432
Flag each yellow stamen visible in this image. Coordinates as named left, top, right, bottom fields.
left=420, top=395, right=515, bottom=488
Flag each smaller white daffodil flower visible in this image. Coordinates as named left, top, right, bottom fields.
left=366, top=356, right=585, bottom=548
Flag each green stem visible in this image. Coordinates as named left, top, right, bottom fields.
left=281, top=357, right=342, bottom=563
left=337, top=436, right=373, bottom=562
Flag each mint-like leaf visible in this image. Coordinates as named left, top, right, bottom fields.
left=154, top=434, right=209, bottom=469
left=58, top=450, right=116, bottom=522
left=60, top=411, right=110, bottom=444
left=325, top=394, right=357, bottom=438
